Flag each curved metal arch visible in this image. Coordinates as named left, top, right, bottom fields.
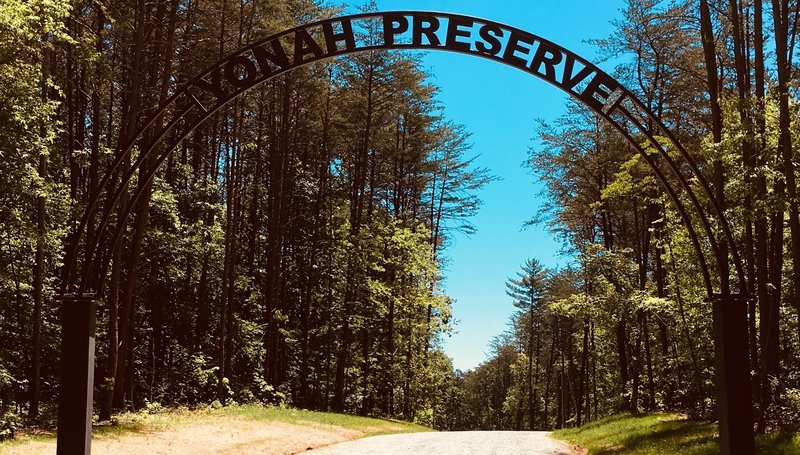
left=61, top=11, right=745, bottom=299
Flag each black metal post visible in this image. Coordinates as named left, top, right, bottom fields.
left=57, top=294, right=100, bottom=455
left=711, top=293, right=755, bottom=455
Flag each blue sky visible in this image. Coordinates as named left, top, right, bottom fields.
left=350, top=0, right=625, bottom=371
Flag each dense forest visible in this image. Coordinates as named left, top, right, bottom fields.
left=3, top=0, right=800, bottom=443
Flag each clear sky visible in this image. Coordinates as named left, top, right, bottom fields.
left=349, top=0, right=625, bottom=371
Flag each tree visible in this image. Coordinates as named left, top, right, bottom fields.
left=506, top=258, right=548, bottom=429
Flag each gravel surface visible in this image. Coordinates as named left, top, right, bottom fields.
left=308, top=431, right=576, bottom=455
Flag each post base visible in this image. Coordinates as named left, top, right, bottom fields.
left=56, top=294, right=101, bottom=455
left=711, top=293, right=755, bottom=455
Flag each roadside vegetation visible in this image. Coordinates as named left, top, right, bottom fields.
left=553, top=414, right=800, bottom=455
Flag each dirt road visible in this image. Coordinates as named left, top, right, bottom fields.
left=309, top=431, right=576, bottom=455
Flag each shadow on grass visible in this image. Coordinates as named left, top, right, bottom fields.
left=594, top=419, right=717, bottom=455
left=93, top=417, right=152, bottom=438
left=557, top=413, right=800, bottom=455
left=554, top=413, right=719, bottom=455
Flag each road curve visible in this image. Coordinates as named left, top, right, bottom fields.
left=307, top=431, right=576, bottom=455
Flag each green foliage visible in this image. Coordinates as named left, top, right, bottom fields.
left=413, top=407, right=434, bottom=427
left=0, top=0, right=72, bottom=427
left=251, top=375, right=287, bottom=407
left=185, top=355, right=222, bottom=405
left=0, top=409, right=20, bottom=442
left=506, top=258, right=549, bottom=312
left=765, top=376, right=800, bottom=432
left=142, top=400, right=164, bottom=415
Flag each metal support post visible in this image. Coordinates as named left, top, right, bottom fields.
left=56, top=294, right=100, bottom=455
left=711, top=293, right=755, bottom=455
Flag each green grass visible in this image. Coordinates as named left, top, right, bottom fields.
left=552, top=413, right=800, bottom=455
left=758, top=432, right=800, bottom=454
left=217, top=405, right=430, bottom=435
left=0, top=404, right=429, bottom=450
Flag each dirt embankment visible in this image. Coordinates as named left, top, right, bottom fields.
left=2, top=417, right=360, bottom=455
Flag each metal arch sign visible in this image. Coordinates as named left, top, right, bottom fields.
left=58, top=12, right=754, bottom=455
left=74, top=11, right=745, bottom=299
left=185, top=12, right=624, bottom=115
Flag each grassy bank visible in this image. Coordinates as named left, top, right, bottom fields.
left=0, top=405, right=429, bottom=454
left=552, top=413, right=800, bottom=455
left=219, top=405, right=430, bottom=434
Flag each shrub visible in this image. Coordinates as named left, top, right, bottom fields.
left=767, top=384, right=800, bottom=432
left=143, top=399, right=164, bottom=415
left=414, top=407, right=435, bottom=428
left=0, top=410, right=20, bottom=442
left=252, top=375, right=287, bottom=406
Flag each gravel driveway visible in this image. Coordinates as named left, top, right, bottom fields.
left=308, top=431, right=576, bottom=455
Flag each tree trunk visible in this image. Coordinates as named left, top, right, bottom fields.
left=615, top=318, right=630, bottom=411
left=266, top=78, right=292, bottom=387
left=576, top=320, right=589, bottom=426
left=29, top=43, right=50, bottom=420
